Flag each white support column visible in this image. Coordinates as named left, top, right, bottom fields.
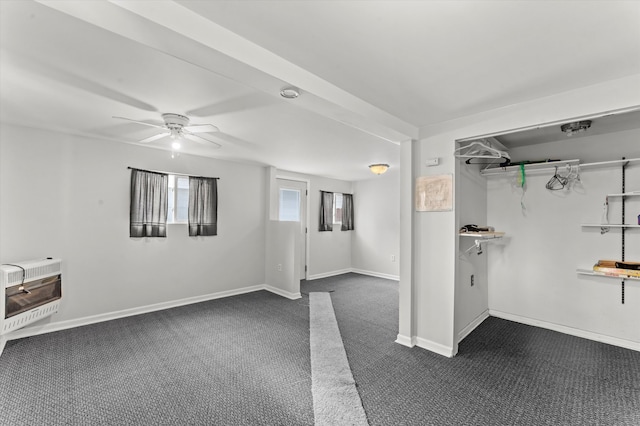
left=396, top=138, right=415, bottom=347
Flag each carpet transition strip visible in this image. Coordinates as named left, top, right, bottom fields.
left=309, top=292, right=368, bottom=426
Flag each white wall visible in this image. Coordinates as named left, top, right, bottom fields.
left=272, top=170, right=353, bottom=279
left=0, top=124, right=267, bottom=331
left=404, top=73, right=640, bottom=356
left=455, top=164, right=489, bottom=342
left=265, top=220, right=301, bottom=298
left=410, top=137, right=458, bottom=356
left=487, top=129, right=640, bottom=347
left=352, top=170, right=400, bottom=280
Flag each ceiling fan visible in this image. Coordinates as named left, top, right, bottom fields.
left=113, top=113, right=222, bottom=148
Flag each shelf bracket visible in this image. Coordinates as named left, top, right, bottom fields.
left=464, top=239, right=485, bottom=255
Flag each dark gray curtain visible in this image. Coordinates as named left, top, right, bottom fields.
left=319, top=191, right=333, bottom=231
left=130, top=169, right=168, bottom=237
left=341, top=193, right=354, bottom=231
left=188, top=177, right=218, bottom=236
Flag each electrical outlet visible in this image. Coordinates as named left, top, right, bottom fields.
left=391, top=255, right=396, bottom=262
left=470, top=274, right=474, bottom=286
left=277, top=264, right=282, bottom=271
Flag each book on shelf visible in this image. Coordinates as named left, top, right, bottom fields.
left=593, top=260, right=640, bottom=278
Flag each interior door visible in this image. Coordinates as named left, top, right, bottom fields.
left=277, top=179, right=308, bottom=280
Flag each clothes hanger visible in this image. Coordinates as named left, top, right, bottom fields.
left=454, top=139, right=511, bottom=161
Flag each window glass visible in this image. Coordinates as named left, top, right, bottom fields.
left=333, top=193, right=343, bottom=225
left=176, top=176, right=189, bottom=223
left=279, top=189, right=300, bottom=221
left=168, top=175, right=176, bottom=223
left=167, top=175, right=189, bottom=224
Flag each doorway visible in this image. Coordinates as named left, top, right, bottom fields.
left=277, top=178, right=308, bottom=280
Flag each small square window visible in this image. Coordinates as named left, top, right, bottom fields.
left=279, top=188, right=301, bottom=222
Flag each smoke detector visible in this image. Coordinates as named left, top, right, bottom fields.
left=560, top=120, right=592, bottom=137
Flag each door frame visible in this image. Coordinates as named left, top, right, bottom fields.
left=276, top=175, right=310, bottom=280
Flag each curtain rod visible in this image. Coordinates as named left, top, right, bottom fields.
left=128, top=167, right=219, bottom=179
left=320, top=190, right=353, bottom=195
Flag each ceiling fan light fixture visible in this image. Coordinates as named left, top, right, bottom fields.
left=114, top=113, right=221, bottom=148
left=280, top=87, right=300, bottom=99
left=169, top=128, right=181, bottom=140
left=369, top=163, right=390, bottom=175
left=560, top=120, right=592, bottom=137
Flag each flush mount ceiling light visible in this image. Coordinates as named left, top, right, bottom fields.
left=369, top=163, right=390, bottom=175
left=280, top=87, right=300, bottom=99
left=560, top=120, right=592, bottom=137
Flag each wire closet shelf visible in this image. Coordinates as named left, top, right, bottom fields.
left=479, top=157, right=640, bottom=177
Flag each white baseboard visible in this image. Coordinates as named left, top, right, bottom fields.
left=395, top=334, right=415, bottom=347
left=264, top=285, right=301, bottom=300
left=351, top=268, right=399, bottom=281
left=415, top=337, right=455, bottom=358
left=0, top=336, right=6, bottom=357
left=490, top=310, right=640, bottom=352
left=4, top=284, right=269, bottom=342
left=308, top=268, right=399, bottom=281
left=457, top=309, right=490, bottom=343
left=307, top=269, right=353, bottom=280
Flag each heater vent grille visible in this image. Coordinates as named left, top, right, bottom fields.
left=2, top=259, right=62, bottom=287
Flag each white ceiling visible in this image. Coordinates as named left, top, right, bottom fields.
left=1, top=1, right=639, bottom=181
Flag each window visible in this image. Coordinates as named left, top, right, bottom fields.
left=333, top=193, right=343, bottom=225
left=279, top=188, right=301, bottom=221
left=167, top=175, right=189, bottom=224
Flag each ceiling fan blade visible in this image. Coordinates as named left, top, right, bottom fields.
left=183, top=124, right=219, bottom=133
left=183, top=132, right=222, bottom=148
left=113, top=116, right=166, bottom=129
left=138, top=132, right=171, bottom=143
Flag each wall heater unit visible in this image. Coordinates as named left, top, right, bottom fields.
left=0, top=258, right=62, bottom=335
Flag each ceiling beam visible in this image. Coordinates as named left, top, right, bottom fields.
left=37, top=0, right=418, bottom=143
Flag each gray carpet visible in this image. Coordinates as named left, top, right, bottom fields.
left=0, top=291, right=315, bottom=425
left=302, top=274, right=640, bottom=426
left=1, top=272, right=639, bottom=425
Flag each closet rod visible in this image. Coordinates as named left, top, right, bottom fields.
left=480, top=159, right=580, bottom=176
left=480, top=157, right=640, bottom=177
left=127, top=166, right=220, bottom=179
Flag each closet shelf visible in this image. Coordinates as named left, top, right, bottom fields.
left=581, top=224, right=640, bottom=228
left=578, top=158, right=639, bottom=304
left=606, top=192, right=640, bottom=197
left=481, top=157, right=640, bottom=177
left=459, top=231, right=505, bottom=239
left=480, top=159, right=579, bottom=176
left=460, top=232, right=505, bottom=255
left=576, top=269, right=640, bottom=281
